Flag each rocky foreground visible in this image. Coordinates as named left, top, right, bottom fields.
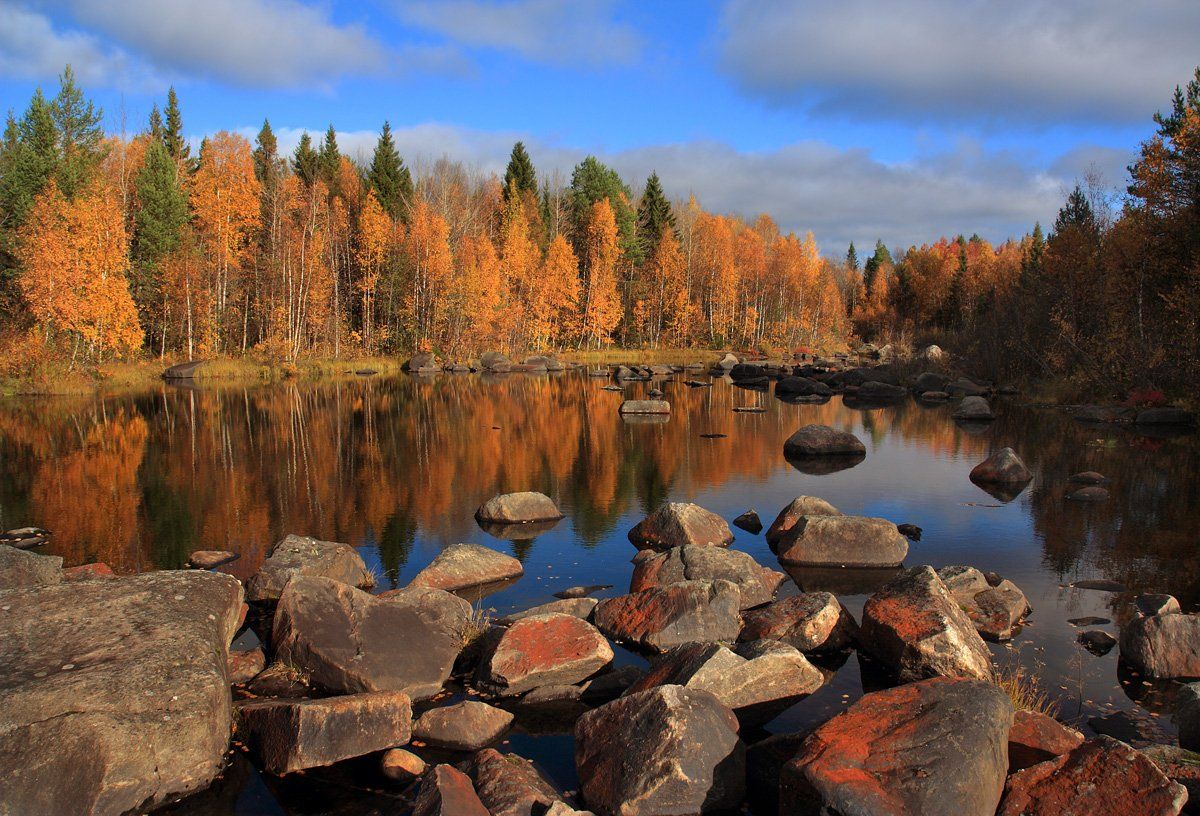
left=3, top=473, right=1200, bottom=815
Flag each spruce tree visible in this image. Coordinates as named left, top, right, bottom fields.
left=292, top=132, right=318, bottom=187
left=164, top=86, right=191, bottom=165
left=317, top=124, right=341, bottom=192
left=252, top=119, right=280, bottom=185
left=50, top=66, right=104, bottom=199
left=636, top=171, right=674, bottom=259
left=367, top=121, right=413, bottom=222
left=846, top=241, right=859, bottom=271
left=0, top=90, right=57, bottom=232
left=148, top=105, right=164, bottom=145
left=863, top=239, right=892, bottom=294
left=568, top=155, right=640, bottom=264
left=133, top=138, right=188, bottom=328
left=1053, top=186, right=1095, bottom=236
left=1020, top=222, right=1045, bottom=290
left=502, top=141, right=536, bottom=202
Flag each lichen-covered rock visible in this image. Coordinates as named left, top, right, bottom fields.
left=477, top=613, right=613, bottom=695
left=765, top=496, right=842, bottom=546
left=969, top=447, right=1032, bottom=485
left=413, top=764, right=490, bottom=816
left=738, top=592, right=858, bottom=652
left=783, top=424, right=866, bottom=457
left=1119, top=612, right=1200, bottom=678
left=471, top=748, right=567, bottom=816
left=1008, top=710, right=1085, bottom=772
left=227, top=647, right=266, bottom=684
left=630, top=544, right=784, bottom=609
left=413, top=701, right=513, bottom=751
left=774, top=514, right=908, bottom=568
left=247, top=534, right=373, bottom=602
left=410, top=543, right=524, bottom=593
left=592, top=580, right=742, bottom=654
left=937, top=566, right=1031, bottom=642
left=475, top=492, right=564, bottom=524
left=627, top=502, right=734, bottom=551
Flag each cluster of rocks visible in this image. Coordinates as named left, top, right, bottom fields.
left=403, top=351, right=573, bottom=375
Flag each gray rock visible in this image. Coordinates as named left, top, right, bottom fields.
left=1079, top=629, right=1117, bottom=655
left=765, top=496, right=842, bottom=546
left=1120, top=612, right=1200, bottom=678
left=475, top=492, right=564, bottom=524
left=1069, top=471, right=1110, bottom=485
left=409, top=543, right=524, bottom=593
left=618, top=399, right=670, bottom=414
left=783, top=424, right=866, bottom=457
left=627, top=502, right=734, bottom=551
left=1067, top=486, right=1110, bottom=502
left=630, top=544, right=784, bottom=610
left=738, top=592, right=858, bottom=652
left=592, top=580, right=742, bottom=654
left=1137, top=594, right=1182, bottom=617
left=913, top=371, right=948, bottom=393
left=856, top=380, right=907, bottom=400
left=937, top=566, right=1031, bottom=642
left=0, top=544, right=62, bottom=591
left=969, top=447, right=1032, bottom=485
left=413, top=701, right=513, bottom=751
left=954, top=395, right=996, bottom=420
left=247, top=534, right=374, bottom=602
left=732, top=509, right=763, bottom=534
left=499, top=597, right=598, bottom=624
left=1174, top=683, right=1200, bottom=751
left=774, top=514, right=908, bottom=568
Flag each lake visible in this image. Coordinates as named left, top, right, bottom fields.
left=2, top=369, right=1198, bottom=814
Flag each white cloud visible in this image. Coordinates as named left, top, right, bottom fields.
left=396, top=0, right=641, bottom=67
left=719, top=0, right=1200, bottom=125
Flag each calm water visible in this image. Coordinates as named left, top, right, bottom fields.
left=2, top=370, right=1199, bottom=814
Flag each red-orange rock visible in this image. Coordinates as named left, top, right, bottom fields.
left=413, top=764, right=490, bottom=816
left=409, top=543, right=524, bottom=593
left=471, top=748, right=567, bottom=816
left=61, top=562, right=115, bottom=581
left=1008, top=710, right=1084, bottom=772
left=477, top=613, right=613, bottom=695
left=592, top=580, right=742, bottom=653
left=227, top=647, right=266, bottom=685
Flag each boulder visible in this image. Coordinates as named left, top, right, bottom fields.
left=856, top=380, right=907, bottom=400
left=1075, top=405, right=1120, bottom=423
left=630, top=544, right=785, bottom=609
left=404, top=352, right=440, bottom=372
left=920, top=345, right=945, bottom=362
left=765, top=496, right=842, bottom=546
left=1069, top=471, right=1110, bottom=485
left=738, top=592, right=858, bottom=652
left=732, top=509, right=763, bottom=534
left=947, top=377, right=989, bottom=397
left=1008, top=710, right=1086, bottom=772
left=413, top=701, right=513, bottom=751
left=1175, top=683, right=1200, bottom=751
left=937, top=565, right=1031, bottom=642
left=471, top=748, right=567, bottom=816
left=954, top=396, right=996, bottom=420
left=475, top=492, right=564, bottom=524
left=0, top=544, right=62, bottom=591
left=273, top=576, right=466, bottom=700
left=381, top=748, right=426, bottom=782
left=783, top=424, right=866, bottom=457
left=236, top=691, right=411, bottom=775
left=729, top=363, right=769, bottom=384
left=498, top=597, right=598, bottom=625
left=247, top=534, right=374, bottom=602
left=476, top=613, right=613, bottom=695
left=62, top=562, right=115, bottom=581
left=627, top=502, right=734, bottom=551
left=554, top=584, right=613, bottom=599
left=0, top=570, right=243, bottom=815
left=1136, top=407, right=1196, bottom=426
left=781, top=678, right=1013, bottom=816
left=913, top=371, right=948, bottom=393
left=575, top=685, right=744, bottom=816
left=414, top=764, right=491, bottom=816
left=619, top=399, right=670, bottom=414
left=969, top=447, right=1032, bottom=486
left=1079, top=629, right=1117, bottom=655
left=1138, top=594, right=1182, bottom=617
left=410, top=543, right=524, bottom=593
left=713, top=352, right=739, bottom=372
left=1067, top=485, right=1109, bottom=502
left=859, top=566, right=993, bottom=682
left=592, top=580, right=742, bottom=653
left=188, top=550, right=238, bottom=569
left=775, top=376, right=833, bottom=398
left=774, top=515, right=908, bottom=568
left=998, top=736, right=1187, bottom=816
left=228, top=647, right=266, bottom=684
left=1141, top=745, right=1200, bottom=812
left=480, top=351, right=512, bottom=372
left=1120, top=613, right=1200, bottom=677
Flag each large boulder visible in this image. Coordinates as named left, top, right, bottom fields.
left=1119, top=612, right=1200, bottom=678
left=738, top=592, right=858, bottom=652
left=774, top=515, right=908, bottom=568
left=0, top=571, right=243, bottom=816
left=414, top=764, right=491, bottom=816
left=855, top=380, right=907, bottom=401
left=575, top=685, right=744, bottom=815
left=619, top=399, right=670, bottom=415
left=859, top=566, right=993, bottom=682
left=273, top=576, right=466, bottom=700
left=781, top=677, right=1013, bottom=816
left=247, top=534, right=374, bottom=602
left=630, top=544, right=784, bottom=609
left=729, top=363, right=768, bottom=385
left=499, top=597, right=598, bottom=624
left=413, top=701, right=513, bottom=751
left=404, top=352, right=440, bottom=373
left=236, top=691, right=411, bottom=774
left=471, top=747, right=569, bottom=816
left=713, top=352, right=739, bottom=372
left=477, top=613, right=613, bottom=695
left=475, top=492, right=564, bottom=525
left=627, top=502, right=734, bottom=551
left=954, top=396, right=996, bottom=420
left=998, top=736, right=1187, bottom=816
left=765, top=496, right=842, bottom=547
left=938, top=565, right=1031, bottom=642
left=0, top=544, right=62, bottom=591
left=1008, top=710, right=1085, bottom=772
left=592, top=580, right=742, bottom=653
left=969, top=447, right=1032, bottom=486
left=1175, top=682, right=1200, bottom=751
left=783, top=424, right=866, bottom=457
left=410, top=543, right=524, bottom=593
left=913, top=371, right=948, bottom=394
left=480, top=351, right=512, bottom=372
left=775, top=376, right=833, bottom=398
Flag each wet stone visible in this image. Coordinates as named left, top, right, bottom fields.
left=412, top=701, right=513, bottom=752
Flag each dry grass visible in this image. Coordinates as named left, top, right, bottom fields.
left=457, top=604, right=495, bottom=648
left=994, top=655, right=1060, bottom=717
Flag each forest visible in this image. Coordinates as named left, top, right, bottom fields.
left=1, top=66, right=1198, bottom=398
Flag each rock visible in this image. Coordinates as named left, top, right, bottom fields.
left=544, top=803, right=595, bottom=816
left=0, top=570, right=243, bottom=815
left=729, top=363, right=769, bottom=385
left=553, top=584, right=612, bottom=599
left=920, top=390, right=950, bottom=401
left=782, top=677, right=1013, bottom=816
left=404, top=352, right=441, bottom=373
left=524, top=354, right=564, bottom=371
left=774, top=514, right=908, bottom=568
left=471, top=747, right=566, bottom=816
left=1175, top=683, right=1200, bottom=751
left=630, top=544, right=785, bottom=610
left=1120, top=613, right=1200, bottom=677
left=592, top=580, right=742, bottom=653
left=0, top=544, right=62, bottom=590
left=579, top=665, right=645, bottom=704
left=856, top=380, right=907, bottom=400
left=246, top=534, right=374, bottom=602
left=246, top=661, right=311, bottom=698
left=1136, top=407, right=1196, bottom=426
left=188, top=550, right=238, bottom=569
left=859, top=566, right=993, bottom=682
left=738, top=592, right=858, bottom=652
left=713, top=352, right=739, bottom=371
left=236, top=691, right=411, bottom=775
left=1009, top=710, right=1085, bottom=772
left=480, top=351, right=512, bottom=372
left=410, top=543, right=524, bottom=593
left=499, top=597, right=598, bottom=624
left=732, top=509, right=762, bottom=534
left=413, top=764, right=490, bottom=816
left=775, top=376, right=833, bottom=398
left=618, top=399, right=670, bottom=414
left=913, top=371, right=948, bottom=393
left=1075, top=405, right=1120, bottom=422
left=575, top=685, right=744, bottom=816
left=920, top=344, right=945, bottom=362
left=765, top=496, right=842, bottom=546
left=1088, top=710, right=1164, bottom=745
left=162, top=360, right=205, bottom=379
left=62, top=562, right=115, bottom=581
left=947, top=377, right=989, bottom=397
left=1079, top=629, right=1118, bottom=655
left=954, top=395, right=996, bottom=420
left=783, top=424, right=866, bottom=457
left=1068, top=616, right=1112, bottom=626
left=413, top=701, right=513, bottom=751
left=625, top=640, right=824, bottom=720
left=970, top=447, right=1033, bottom=485
left=0, top=527, right=51, bottom=550
left=1138, top=593, right=1183, bottom=617
left=381, top=748, right=426, bottom=782
left=477, top=613, right=613, bottom=695
left=1067, top=486, right=1110, bottom=502
left=937, top=566, right=1031, bottom=642
left=475, top=492, right=564, bottom=524
left=1141, top=745, right=1200, bottom=812
left=1069, top=471, right=1110, bottom=485
left=273, top=576, right=466, bottom=700
left=627, top=502, right=734, bottom=551
left=228, top=647, right=266, bottom=684
left=647, top=388, right=663, bottom=398
left=998, top=736, right=1187, bottom=816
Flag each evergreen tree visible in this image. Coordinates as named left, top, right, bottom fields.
left=846, top=241, right=859, bottom=271
left=133, top=138, right=188, bottom=333
left=568, top=155, right=640, bottom=264
left=252, top=119, right=280, bottom=185
left=502, top=141, right=536, bottom=202
left=939, top=237, right=967, bottom=328
left=367, top=121, right=413, bottom=222
left=1053, top=185, right=1096, bottom=236
left=863, top=239, right=892, bottom=294
left=636, top=171, right=674, bottom=259
left=50, top=65, right=105, bottom=199
left=0, top=89, right=57, bottom=233
left=317, top=124, right=341, bottom=192
left=1020, top=222, right=1045, bottom=290
left=148, top=104, right=164, bottom=145
left=164, top=86, right=190, bottom=165
left=292, top=132, right=318, bottom=187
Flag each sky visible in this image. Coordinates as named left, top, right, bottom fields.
left=0, top=0, right=1196, bottom=253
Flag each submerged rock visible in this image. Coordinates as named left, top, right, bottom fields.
left=630, top=544, right=784, bottom=610
left=474, top=492, right=564, bottom=524
left=592, top=580, right=742, bottom=653
left=969, top=447, right=1033, bottom=486
left=1067, top=485, right=1110, bottom=502
left=413, top=701, right=513, bottom=751
left=765, top=496, right=842, bottom=547
left=627, top=502, right=734, bottom=551
left=782, top=424, right=866, bottom=457
left=498, top=597, right=598, bottom=624
left=476, top=613, right=613, bottom=695
left=410, top=542, right=524, bottom=593
left=774, top=514, right=908, bottom=568
left=554, top=584, right=613, bottom=599
left=738, top=592, right=858, bottom=652
left=1119, top=612, right=1200, bottom=678
left=247, top=534, right=374, bottom=602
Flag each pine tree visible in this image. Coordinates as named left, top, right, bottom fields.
left=132, top=138, right=188, bottom=335
left=502, top=141, right=536, bottom=202
left=164, top=86, right=190, bottom=166
left=252, top=120, right=280, bottom=185
left=1053, top=186, right=1096, bottom=236
left=568, top=156, right=640, bottom=263
left=939, top=238, right=967, bottom=328
left=50, top=66, right=105, bottom=199
left=846, top=241, right=859, bottom=271
left=317, top=125, right=341, bottom=192
left=148, top=105, right=164, bottom=145
left=292, top=132, right=318, bottom=187
left=367, top=121, right=413, bottom=222
left=863, top=239, right=892, bottom=295
left=636, top=171, right=674, bottom=259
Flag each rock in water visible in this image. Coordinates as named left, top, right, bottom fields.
left=781, top=677, right=1013, bottom=816
left=774, top=515, right=908, bottom=567
left=237, top=691, right=412, bottom=774
left=246, top=534, right=374, bottom=602
left=953, top=396, right=996, bottom=420
left=592, top=580, right=742, bottom=653
left=476, top=613, right=614, bottom=695
left=474, top=492, right=564, bottom=524
left=738, top=592, right=858, bottom=652
left=618, top=399, right=670, bottom=414
left=627, top=502, right=734, bottom=550
left=969, top=447, right=1032, bottom=485
left=937, top=566, right=1031, bottom=642
left=782, top=424, right=866, bottom=457
left=859, top=566, right=993, bottom=682
left=765, top=496, right=842, bottom=546
left=1135, top=407, right=1195, bottom=426
left=1067, top=485, right=1110, bottom=502
left=1008, top=710, right=1085, bottom=772
left=998, top=736, right=1187, bottom=816
left=630, top=544, right=785, bottom=610
left=498, top=597, right=598, bottom=624
left=0, top=544, right=62, bottom=591
left=732, top=509, right=763, bottom=534
left=0, top=570, right=243, bottom=815
left=412, top=701, right=513, bottom=751
left=414, top=764, right=491, bottom=816
left=381, top=748, right=426, bottom=782
left=471, top=748, right=568, bottom=816
left=1119, top=612, right=1200, bottom=678
left=410, top=542, right=524, bottom=592
left=1137, top=593, right=1182, bottom=616
left=188, top=549, right=238, bottom=569
left=273, top=576, right=467, bottom=700
left=575, top=685, right=744, bottom=815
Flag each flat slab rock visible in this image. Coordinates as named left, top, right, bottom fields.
left=783, top=424, right=866, bottom=457
left=627, top=502, right=734, bottom=550
left=499, top=597, right=598, bottom=624
left=998, top=735, right=1187, bottom=816
left=765, top=496, right=843, bottom=546
left=774, top=514, right=908, bottom=568
left=0, top=570, right=243, bottom=816
left=475, top=492, right=564, bottom=524
left=188, top=549, right=239, bottom=569
left=1119, top=612, right=1200, bottom=678
left=782, top=677, right=1014, bottom=816
left=631, top=543, right=784, bottom=610
left=409, top=542, right=524, bottom=593
left=619, top=399, right=670, bottom=414
left=575, top=685, right=744, bottom=816
left=592, top=579, right=742, bottom=653
left=246, top=534, right=374, bottom=602
left=236, top=691, right=412, bottom=774
left=738, top=591, right=858, bottom=652
left=413, top=701, right=513, bottom=751
left=477, top=612, right=614, bottom=695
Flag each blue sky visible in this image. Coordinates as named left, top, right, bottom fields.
left=1, top=0, right=1196, bottom=252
